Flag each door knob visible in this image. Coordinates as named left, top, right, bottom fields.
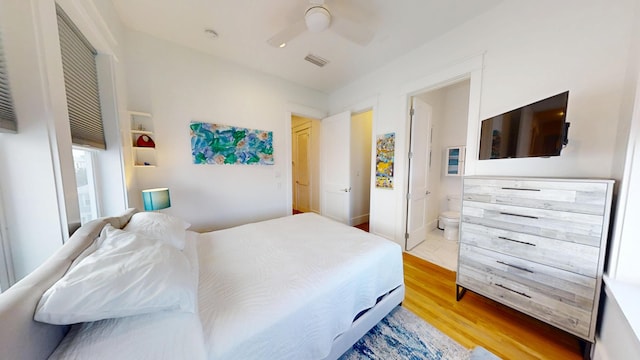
left=426, top=191, right=431, bottom=195
left=341, top=187, right=352, bottom=192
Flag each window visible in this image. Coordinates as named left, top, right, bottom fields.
left=72, top=148, right=99, bottom=224
left=0, top=28, right=17, bottom=133
left=57, top=6, right=107, bottom=224
left=56, top=5, right=105, bottom=149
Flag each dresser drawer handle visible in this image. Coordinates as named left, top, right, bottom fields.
left=495, top=283, right=531, bottom=298
left=499, top=212, right=539, bottom=220
left=501, top=187, right=541, bottom=192
left=496, top=260, right=534, bottom=273
left=498, top=236, right=536, bottom=247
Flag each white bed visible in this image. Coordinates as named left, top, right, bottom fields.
left=0, top=210, right=405, bottom=360
left=197, top=213, right=404, bottom=360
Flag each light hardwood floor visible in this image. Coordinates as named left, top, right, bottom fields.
left=402, top=252, right=583, bottom=360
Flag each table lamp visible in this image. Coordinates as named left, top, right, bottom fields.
left=142, top=188, right=171, bottom=211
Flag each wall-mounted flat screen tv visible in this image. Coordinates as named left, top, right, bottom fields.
left=478, top=91, right=569, bottom=160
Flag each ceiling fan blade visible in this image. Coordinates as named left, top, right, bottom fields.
left=331, top=17, right=374, bottom=46
left=267, top=20, right=307, bottom=47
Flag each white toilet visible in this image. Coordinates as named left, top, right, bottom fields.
left=439, top=195, right=461, bottom=241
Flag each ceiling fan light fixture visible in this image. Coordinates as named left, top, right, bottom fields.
left=305, top=6, right=331, bottom=32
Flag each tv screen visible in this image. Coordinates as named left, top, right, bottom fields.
left=478, top=91, right=569, bottom=160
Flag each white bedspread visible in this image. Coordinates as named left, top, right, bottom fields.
left=197, top=213, right=404, bottom=360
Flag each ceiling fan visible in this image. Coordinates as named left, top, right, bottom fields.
left=267, top=0, right=374, bottom=48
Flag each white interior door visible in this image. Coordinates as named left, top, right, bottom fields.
left=406, top=98, right=432, bottom=250
left=321, top=111, right=352, bottom=224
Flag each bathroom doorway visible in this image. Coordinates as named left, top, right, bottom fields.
left=405, top=79, right=470, bottom=271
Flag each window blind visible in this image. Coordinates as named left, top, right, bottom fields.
left=56, top=6, right=105, bottom=149
left=0, top=29, right=17, bottom=133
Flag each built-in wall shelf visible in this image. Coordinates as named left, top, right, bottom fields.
left=128, top=111, right=157, bottom=167
left=444, top=146, right=465, bottom=176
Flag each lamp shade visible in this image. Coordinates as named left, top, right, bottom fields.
left=142, top=188, right=171, bottom=211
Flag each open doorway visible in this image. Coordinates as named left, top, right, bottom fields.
left=405, top=80, right=470, bottom=271
left=290, top=110, right=373, bottom=231
left=350, top=110, right=373, bottom=229
left=291, top=115, right=320, bottom=214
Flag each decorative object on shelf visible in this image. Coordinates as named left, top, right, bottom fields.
left=129, top=111, right=157, bottom=167
left=375, top=132, right=395, bottom=189
left=142, top=188, right=171, bottom=211
left=136, top=134, right=155, bottom=148
left=190, top=121, right=274, bottom=165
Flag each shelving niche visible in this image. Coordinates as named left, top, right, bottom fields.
left=129, top=111, right=157, bottom=167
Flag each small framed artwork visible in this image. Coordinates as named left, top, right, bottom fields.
left=376, top=133, right=395, bottom=189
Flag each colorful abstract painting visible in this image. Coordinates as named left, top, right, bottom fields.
left=190, top=122, right=274, bottom=165
left=376, top=133, right=395, bottom=189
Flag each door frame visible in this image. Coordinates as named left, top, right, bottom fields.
left=400, top=55, right=484, bottom=250
left=335, top=96, right=380, bottom=233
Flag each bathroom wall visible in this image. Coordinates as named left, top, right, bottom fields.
left=414, top=80, right=469, bottom=228
left=438, top=80, right=470, bottom=212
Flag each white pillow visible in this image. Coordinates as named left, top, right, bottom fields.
left=124, top=212, right=191, bottom=250
left=34, top=224, right=196, bottom=325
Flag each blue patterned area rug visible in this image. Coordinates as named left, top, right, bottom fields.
left=340, top=306, right=500, bottom=360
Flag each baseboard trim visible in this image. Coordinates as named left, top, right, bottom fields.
left=351, top=213, right=370, bottom=226
left=427, top=219, right=439, bottom=231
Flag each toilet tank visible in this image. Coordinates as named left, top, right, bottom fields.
left=447, top=194, right=462, bottom=212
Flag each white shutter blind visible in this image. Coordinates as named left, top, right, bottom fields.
left=0, top=29, right=17, bottom=133
left=56, top=7, right=105, bottom=149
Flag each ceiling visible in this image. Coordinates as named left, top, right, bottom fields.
left=110, top=0, right=503, bottom=93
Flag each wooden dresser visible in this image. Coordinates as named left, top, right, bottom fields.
left=456, top=176, right=614, bottom=348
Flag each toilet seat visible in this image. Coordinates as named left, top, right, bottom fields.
left=441, top=211, right=460, bottom=220
left=439, top=210, right=460, bottom=241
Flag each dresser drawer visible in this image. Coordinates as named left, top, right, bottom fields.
left=460, top=222, right=600, bottom=277
left=464, top=178, right=608, bottom=215
left=462, top=201, right=603, bottom=247
left=457, top=244, right=595, bottom=338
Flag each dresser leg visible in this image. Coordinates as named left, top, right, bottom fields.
left=456, top=285, right=466, bottom=301
left=581, top=340, right=593, bottom=360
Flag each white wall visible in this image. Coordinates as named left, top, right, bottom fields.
left=329, top=0, right=636, bottom=247
left=0, top=0, right=77, bottom=280
left=594, top=286, right=640, bottom=360
left=123, top=30, right=328, bottom=231
left=595, top=4, right=640, bottom=356
left=350, top=110, right=372, bottom=225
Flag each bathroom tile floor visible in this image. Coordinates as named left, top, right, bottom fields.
left=407, top=228, right=459, bottom=272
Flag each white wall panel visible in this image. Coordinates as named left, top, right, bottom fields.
left=124, top=31, right=328, bottom=230
left=329, top=0, right=636, bottom=246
